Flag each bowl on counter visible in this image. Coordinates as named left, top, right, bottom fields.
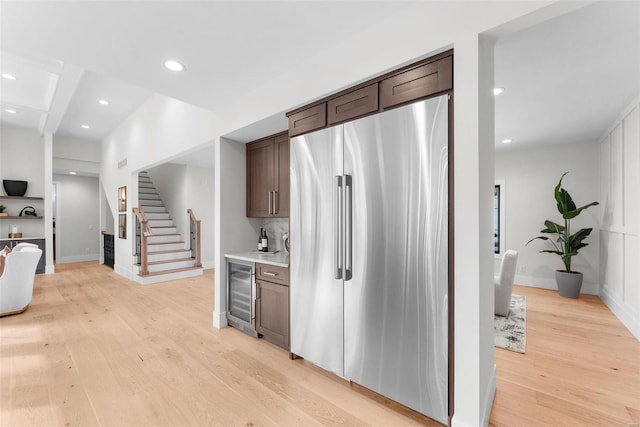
left=3, top=180, right=28, bottom=197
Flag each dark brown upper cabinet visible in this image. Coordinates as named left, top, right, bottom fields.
left=380, top=56, right=452, bottom=109
left=288, top=103, right=326, bottom=137
left=327, top=83, right=378, bottom=125
left=286, top=51, right=453, bottom=137
left=246, top=132, right=289, bottom=218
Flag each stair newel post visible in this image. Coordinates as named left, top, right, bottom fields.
left=140, top=219, right=149, bottom=276
left=133, top=207, right=151, bottom=276
left=188, top=209, right=202, bottom=268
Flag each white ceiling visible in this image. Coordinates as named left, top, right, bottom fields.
left=0, top=1, right=638, bottom=161
left=494, top=0, right=640, bottom=151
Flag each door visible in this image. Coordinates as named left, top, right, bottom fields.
left=343, top=95, right=449, bottom=423
left=290, top=126, right=344, bottom=377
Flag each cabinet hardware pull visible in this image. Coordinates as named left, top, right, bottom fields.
left=268, top=191, right=273, bottom=215
left=274, top=191, right=278, bottom=214
left=263, top=271, right=277, bottom=277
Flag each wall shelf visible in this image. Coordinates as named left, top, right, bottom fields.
left=0, top=196, right=44, bottom=200
left=0, top=216, right=43, bottom=219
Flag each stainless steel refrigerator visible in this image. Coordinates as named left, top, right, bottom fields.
left=290, top=94, right=450, bottom=424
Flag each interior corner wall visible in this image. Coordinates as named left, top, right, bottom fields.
left=101, top=94, right=223, bottom=280
left=495, top=140, right=601, bottom=293
left=147, top=163, right=188, bottom=240
left=0, top=125, right=45, bottom=239
left=213, top=137, right=261, bottom=329
left=599, top=97, right=640, bottom=340
left=185, top=165, right=215, bottom=269
left=53, top=173, right=100, bottom=263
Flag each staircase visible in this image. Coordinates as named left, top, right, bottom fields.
left=135, top=171, right=203, bottom=284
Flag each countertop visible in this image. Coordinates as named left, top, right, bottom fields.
left=225, top=252, right=289, bottom=268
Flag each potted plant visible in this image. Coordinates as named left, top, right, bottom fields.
left=0, top=205, right=6, bottom=217
left=527, top=172, right=598, bottom=298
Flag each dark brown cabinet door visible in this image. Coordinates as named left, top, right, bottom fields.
left=256, top=279, right=290, bottom=350
left=246, top=138, right=275, bottom=217
left=274, top=133, right=289, bottom=218
left=246, top=132, right=289, bottom=218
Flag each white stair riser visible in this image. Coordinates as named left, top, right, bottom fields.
left=148, top=260, right=195, bottom=273
left=140, top=193, right=161, bottom=200
left=147, top=251, right=192, bottom=262
left=146, top=212, right=170, bottom=220
left=147, top=219, right=173, bottom=227
left=140, top=199, right=164, bottom=207
left=150, top=227, right=177, bottom=235
left=147, top=234, right=180, bottom=244
left=139, top=188, right=157, bottom=195
left=142, top=206, right=166, bottom=213
left=147, top=242, right=185, bottom=251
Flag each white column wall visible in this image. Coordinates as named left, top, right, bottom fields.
left=599, top=97, right=640, bottom=340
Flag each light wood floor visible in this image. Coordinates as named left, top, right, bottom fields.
left=490, top=285, right=640, bottom=427
left=1, top=264, right=638, bottom=426
left=0, top=262, right=434, bottom=427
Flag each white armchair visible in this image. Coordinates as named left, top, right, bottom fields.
left=0, top=246, right=43, bottom=316
left=495, top=249, right=518, bottom=317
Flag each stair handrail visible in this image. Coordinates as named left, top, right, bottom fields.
left=133, top=207, right=151, bottom=276
left=187, top=209, right=202, bottom=268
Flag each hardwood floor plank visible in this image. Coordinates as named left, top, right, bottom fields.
left=490, top=285, right=640, bottom=427
left=3, top=264, right=639, bottom=426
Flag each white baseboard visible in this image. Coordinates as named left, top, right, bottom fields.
left=451, top=364, right=496, bottom=427
left=213, top=310, right=227, bottom=329
left=56, top=254, right=99, bottom=264
left=514, top=274, right=599, bottom=295
left=600, top=287, right=640, bottom=341
left=202, top=260, right=215, bottom=270
left=114, top=263, right=133, bottom=280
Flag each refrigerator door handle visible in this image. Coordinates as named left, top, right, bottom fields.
left=344, top=174, right=352, bottom=281
left=335, top=175, right=343, bottom=279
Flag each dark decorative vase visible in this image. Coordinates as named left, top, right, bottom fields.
left=3, top=180, right=28, bottom=197
left=555, top=270, right=583, bottom=298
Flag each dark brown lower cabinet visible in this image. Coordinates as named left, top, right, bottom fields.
left=256, top=278, right=289, bottom=350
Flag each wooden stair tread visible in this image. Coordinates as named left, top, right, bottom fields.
left=147, top=241, right=184, bottom=246
left=148, top=258, right=194, bottom=266
left=147, top=249, right=191, bottom=255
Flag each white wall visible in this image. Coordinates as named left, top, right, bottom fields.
left=599, top=97, right=640, bottom=340
left=0, top=125, right=46, bottom=240
left=53, top=173, right=100, bottom=263
left=53, top=134, right=101, bottom=175
left=100, top=95, right=222, bottom=279
left=185, top=165, right=215, bottom=269
left=148, top=163, right=188, bottom=238
left=213, top=137, right=262, bottom=328
left=495, top=141, right=601, bottom=293
left=146, top=163, right=215, bottom=268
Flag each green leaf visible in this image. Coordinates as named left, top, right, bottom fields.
left=526, top=236, right=549, bottom=245
left=540, top=249, right=564, bottom=256
left=540, top=220, right=565, bottom=234
left=568, top=228, right=593, bottom=248
left=563, top=201, right=600, bottom=219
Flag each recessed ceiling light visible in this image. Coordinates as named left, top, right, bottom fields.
left=164, top=59, right=185, bottom=72
left=69, top=171, right=77, bottom=175
left=81, top=124, right=90, bottom=129
left=501, top=138, right=513, bottom=144
left=1, top=73, right=16, bottom=80
left=98, top=99, right=109, bottom=105
left=493, top=87, right=505, bottom=96
left=5, top=109, right=16, bottom=114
